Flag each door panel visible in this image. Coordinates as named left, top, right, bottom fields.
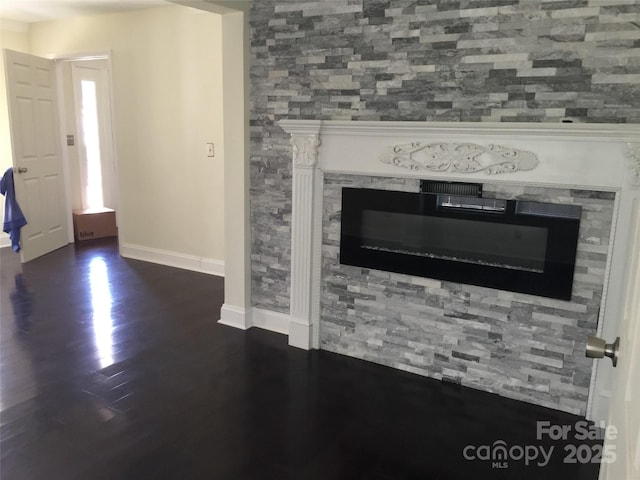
left=22, top=177, right=43, bottom=241
left=4, top=49, right=69, bottom=262
left=43, top=174, right=64, bottom=234
left=16, top=98, right=37, bottom=158
left=36, top=66, right=51, bottom=87
left=38, top=99, right=57, bottom=154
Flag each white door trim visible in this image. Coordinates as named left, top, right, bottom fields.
left=54, top=61, right=75, bottom=243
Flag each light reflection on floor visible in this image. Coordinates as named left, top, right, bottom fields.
left=89, top=256, right=114, bottom=368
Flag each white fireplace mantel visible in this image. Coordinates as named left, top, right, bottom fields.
left=282, top=120, right=640, bottom=188
left=279, top=119, right=639, bottom=423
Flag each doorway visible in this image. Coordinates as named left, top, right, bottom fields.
left=70, top=59, right=116, bottom=211
left=57, top=56, right=119, bottom=244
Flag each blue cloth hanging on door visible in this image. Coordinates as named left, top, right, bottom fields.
left=0, top=167, right=28, bottom=252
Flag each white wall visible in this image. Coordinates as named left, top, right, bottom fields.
left=174, top=1, right=252, bottom=325
left=27, top=6, right=225, bottom=265
left=0, top=22, right=30, bottom=248
left=219, top=10, right=251, bottom=326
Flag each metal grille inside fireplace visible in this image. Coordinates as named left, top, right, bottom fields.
left=339, top=187, right=582, bottom=300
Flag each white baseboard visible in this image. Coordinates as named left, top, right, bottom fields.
left=0, top=234, right=10, bottom=249
left=219, top=304, right=251, bottom=330
left=200, top=257, right=225, bottom=276
left=120, top=243, right=224, bottom=276
left=218, top=306, right=291, bottom=337
left=288, top=317, right=312, bottom=350
left=251, top=308, right=290, bottom=335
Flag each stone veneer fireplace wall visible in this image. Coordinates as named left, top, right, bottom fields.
left=250, top=0, right=640, bottom=314
left=249, top=0, right=640, bottom=418
left=321, top=174, right=614, bottom=415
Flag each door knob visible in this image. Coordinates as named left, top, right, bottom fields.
left=16, top=167, right=27, bottom=174
left=586, top=335, right=620, bottom=367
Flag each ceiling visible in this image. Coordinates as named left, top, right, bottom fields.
left=0, top=0, right=170, bottom=24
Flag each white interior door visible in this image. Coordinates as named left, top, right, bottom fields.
left=4, top=49, right=69, bottom=262
left=600, top=201, right=640, bottom=480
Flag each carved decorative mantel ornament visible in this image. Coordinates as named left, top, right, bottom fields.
left=626, top=143, right=640, bottom=187
left=381, top=142, right=539, bottom=175
left=291, top=135, right=321, bottom=168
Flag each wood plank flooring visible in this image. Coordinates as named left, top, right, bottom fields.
left=0, top=239, right=601, bottom=479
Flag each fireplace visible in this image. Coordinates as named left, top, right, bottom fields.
left=276, top=119, right=638, bottom=421
left=340, top=187, right=581, bottom=300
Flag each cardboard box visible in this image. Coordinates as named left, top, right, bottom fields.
left=73, top=208, right=117, bottom=241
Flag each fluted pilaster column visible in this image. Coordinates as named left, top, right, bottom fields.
left=280, top=120, right=322, bottom=349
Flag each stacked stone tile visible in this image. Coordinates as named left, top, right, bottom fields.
left=320, top=176, right=614, bottom=415
left=250, top=0, right=637, bottom=412
left=251, top=0, right=640, bottom=312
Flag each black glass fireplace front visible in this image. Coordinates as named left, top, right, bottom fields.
left=340, top=188, right=582, bottom=300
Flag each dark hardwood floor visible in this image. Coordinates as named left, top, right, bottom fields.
left=1, top=239, right=601, bottom=479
